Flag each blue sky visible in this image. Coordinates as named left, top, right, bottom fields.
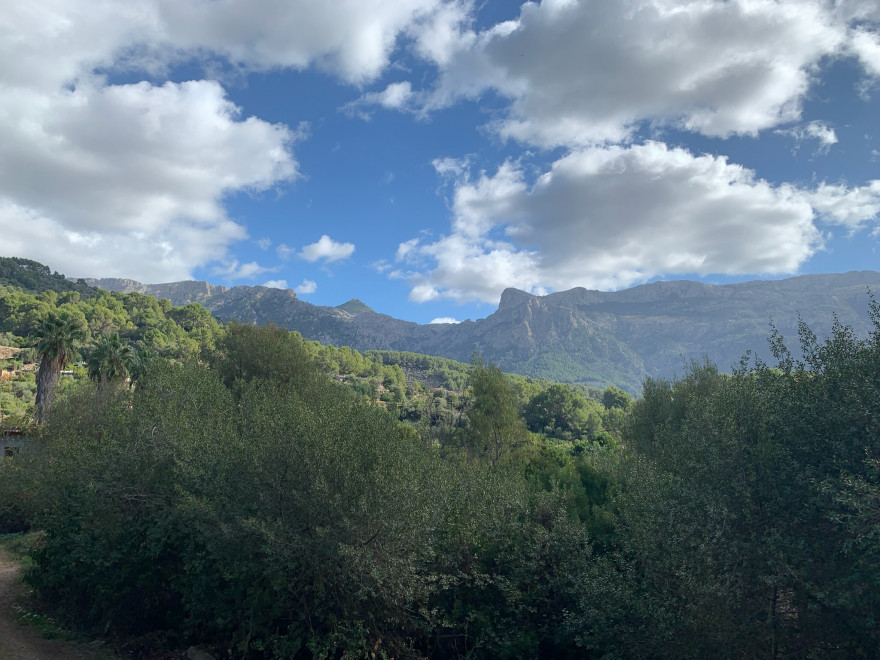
left=2, top=1, right=879, bottom=324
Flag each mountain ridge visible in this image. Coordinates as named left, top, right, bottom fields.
left=85, top=271, right=880, bottom=392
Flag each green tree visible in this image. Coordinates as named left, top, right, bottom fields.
left=87, top=332, right=136, bottom=388
left=524, top=383, right=601, bottom=441
left=128, top=346, right=156, bottom=386
left=601, top=384, right=631, bottom=410
left=34, top=311, right=86, bottom=422
left=465, top=363, right=530, bottom=465
left=578, top=318, right=880, bottom=658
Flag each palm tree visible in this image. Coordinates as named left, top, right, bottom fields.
left=35, top=311, right=86, bottom=423
left=128, top=346, right=156, bottom=387
left=87, top=332, right=136, bottom=388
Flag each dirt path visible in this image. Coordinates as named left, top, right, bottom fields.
left=0, top=546, right=114, bottom=660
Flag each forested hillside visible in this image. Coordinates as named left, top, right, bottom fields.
left=0, top=260, right=623, bottom=444
left=0, top=257, right=96, bottom=296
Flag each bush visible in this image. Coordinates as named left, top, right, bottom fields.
left=25, top=325, right=612, bottom=658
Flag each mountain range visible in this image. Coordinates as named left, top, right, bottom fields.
left=86, top=272, right=880, bottom=392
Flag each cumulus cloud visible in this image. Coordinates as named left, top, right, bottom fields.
left=0, top=76, right=297, bottom=281
left=263, top=279, right=288, bottom=289
left=299, top=235, right=355, bottom=262
left=849, top=24, right=880, bottom=77
left=408, top=0, right=475, bottom=66
left=155, top=0, right=460, bottom=84
left=0, top=0, right=460, bottom=281
left=807, top=180, right=880, bottom=228
left=378, top=2, right=880, bottom=304
left=429, top=317, right=461, bottom=324
left=0, top=199, right=242, bottom=283
left=2, top=0, right=461, bottom=89
left=295, top=279, right=318, bottom=295
left=406, top=0, right=877, bottom=147
left=398, top=143, right=827, bottom=303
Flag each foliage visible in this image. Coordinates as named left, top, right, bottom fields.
left=461, top=362, right=530, bottom=466
left=24, top=325, right=603, bottom=658
left=34, top=311, right=86, bottom=422
left=0, top=444, right=41, bottom=533
left=86, top=332, right=137, bottom=386
left=523, top=383, right=603, bottom=441
left=364, top=350, right=471, bottom=391
left=23, top=262, right=880, bottom=657
left=570, top=312, right=880, bottom=658
left=0, top=257, right=95, bottom=295
left=0, top=370, right=36, bottom=425
left=601, top=384, right=631, bottom=410
left=0, top=283, right=222, bottom=360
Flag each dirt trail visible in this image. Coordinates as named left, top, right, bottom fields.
left=0, top=546, right=113, bottom=660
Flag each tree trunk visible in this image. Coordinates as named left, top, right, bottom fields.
left=35, top=356, right=62, bottom=423
left=770, top=584, right=777, bottom=660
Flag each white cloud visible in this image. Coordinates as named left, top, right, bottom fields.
left=342, top=81, right=417, bottom=119
left=364, top=81, right=415, bottom=110
left=256, top=237, right=272, bottom=250
left=413, top=0, right=874, bottom=147
left=0, top=0, right=461, bottom=281
left=399, top=142, right=826, bottom=303
left=831, top=0, right=880, bottom=23
left=803, top=121, right=839, bottom=148
left=263, top=279, right=288, bottom=289
left=295, top=279, right=318, bottom=295
left=299, top=235, right=355, bottom=262
left=429, top=317, right=461, bottom=324
left=1, top=0, right=460, bottom=88
left=777, top=121, right=839, bottom=153
left=0, top=2, right=160, bottom=93
left=849, top=25, right=880, bottom=77
left=432, top=156, right=472, bottom=180
left=396, top=238, right=421, bottom=261
left=155, top=0, right=459, bottom=84
left=379, top=1, right=880, bottom=305
left=807, top=180, right=880, bottom=228
left=0, top=199, right=242, bottom=283
left=214, top=259, right=274, bottom=280
left=408, top=0, right=475, bottom=67
left=0, top=77, right=297, bottom=281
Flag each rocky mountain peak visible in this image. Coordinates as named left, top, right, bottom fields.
left=336, top=299, right=375, bottom=315
left=498, top=288, right=537, bottom=310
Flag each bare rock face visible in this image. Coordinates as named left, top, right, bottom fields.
left=89, top=272, right=880, bottom=392
left=85, top=278, right=231, bottom=304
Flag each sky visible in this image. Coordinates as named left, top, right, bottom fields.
left=1, top=0, right=879, bottom=325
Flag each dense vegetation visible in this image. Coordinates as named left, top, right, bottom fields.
left=0, top=276, right=623, bottom=442
left=0, top=257, right=96, bottom=296
left=2, top=323, right=615, bottom=658
left=2, top=264, right=879, bottom=657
